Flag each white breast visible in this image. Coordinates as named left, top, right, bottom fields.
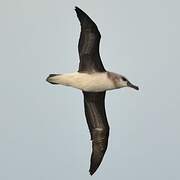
left=55, top=72, right=116, bottom=92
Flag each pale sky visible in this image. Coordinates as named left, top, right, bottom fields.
left=0, top=0, right=180, bottom=179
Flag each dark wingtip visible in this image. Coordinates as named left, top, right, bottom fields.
left=74, top=6, right=95, bottom=26
left=89, top=166, right=98, bottom=176
left=89, top=153, right=103, bottom=176
left=74, top=6, right=82, bottom=15
left=89, top=169, right=96, bottom=176
left=74, top=6, right=87, bottom=22
left=74, top=6, right=100, bottom=33
left=74, top=6, right=83, bottom=13
left=89, top=170, right=95, bottom=176
left=88, top=139, right=109, bottom=176
left=74, top=6, right=80, bottom=10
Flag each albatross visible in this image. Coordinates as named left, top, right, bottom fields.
left=46, top=7, right=139, bottom=175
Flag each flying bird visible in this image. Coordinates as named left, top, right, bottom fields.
left=46, top=7, right=139, bottom=175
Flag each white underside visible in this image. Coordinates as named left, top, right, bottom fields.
left=48, top=72, right=117, bottom=92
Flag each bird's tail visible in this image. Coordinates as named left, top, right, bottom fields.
left=46, top=74, right=62, bottom=85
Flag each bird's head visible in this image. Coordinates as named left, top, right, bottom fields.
left=118, top=75, right=139, bottom=90
left=107, top=72, right=139, bottom=90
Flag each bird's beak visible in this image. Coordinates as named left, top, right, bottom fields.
left=127, top=81, right=139, bottom=90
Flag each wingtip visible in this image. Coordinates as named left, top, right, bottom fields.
left=89, top=170, right=94, bottom=176
left=88, top=141, right=108, bottom=176
left=88, top=159, right=100, bottom=176
left=89, top=167, right=97, bottom=176
left=74, top=6, right=89, bottom=22
left=74, top=6, right=79, bottom=10
left=74, top=6, right=83, bottom=14
left=89, top=162, right=98, bottom=175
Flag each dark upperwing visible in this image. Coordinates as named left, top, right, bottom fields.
left=75, top=7, right=106, bottom=73
left=83, top=91, right=109, bottom=175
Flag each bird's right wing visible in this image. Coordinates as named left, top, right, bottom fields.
left=83, top=91, right=109, bottom=175
left=75, top=7, right=106, bottom=73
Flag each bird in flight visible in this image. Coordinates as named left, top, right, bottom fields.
left=46, top=6, right=139, bottom=175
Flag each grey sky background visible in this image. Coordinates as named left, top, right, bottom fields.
left=0, top=0, right=180, bottom=179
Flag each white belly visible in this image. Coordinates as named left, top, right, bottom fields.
left=51, top=72, right=116, bottom=92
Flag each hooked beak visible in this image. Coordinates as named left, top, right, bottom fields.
left=127, top=81, right=139, bottom=90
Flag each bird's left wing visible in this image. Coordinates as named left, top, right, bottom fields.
left=83, top=91, right=109, bottom=175
left=75, top=7, right=106, bottom=73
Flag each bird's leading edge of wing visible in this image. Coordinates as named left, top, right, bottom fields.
left=83, top=91, right=109, bottom=175
left=75, top=7, right=106, bottom=73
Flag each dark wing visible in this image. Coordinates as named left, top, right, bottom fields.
left=75, top=7, right=106, bottom=73
left=83, top=91, right=109, bottom=175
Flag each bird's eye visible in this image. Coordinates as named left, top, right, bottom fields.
left=122, top=77, right=127, bottom=81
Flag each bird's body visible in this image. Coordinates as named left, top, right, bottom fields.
left=47, top=71, right=127, bottom=92
left=46, top=6, right=139, bottom=175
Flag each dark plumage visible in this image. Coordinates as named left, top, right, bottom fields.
left=75, top=7, right=106, bottom=73
left=75, top=7, right=109, bottom=175
left=83, top=92, right=109, bottom=175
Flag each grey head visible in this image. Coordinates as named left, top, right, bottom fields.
left=107, top=72, right=139, bottom=90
